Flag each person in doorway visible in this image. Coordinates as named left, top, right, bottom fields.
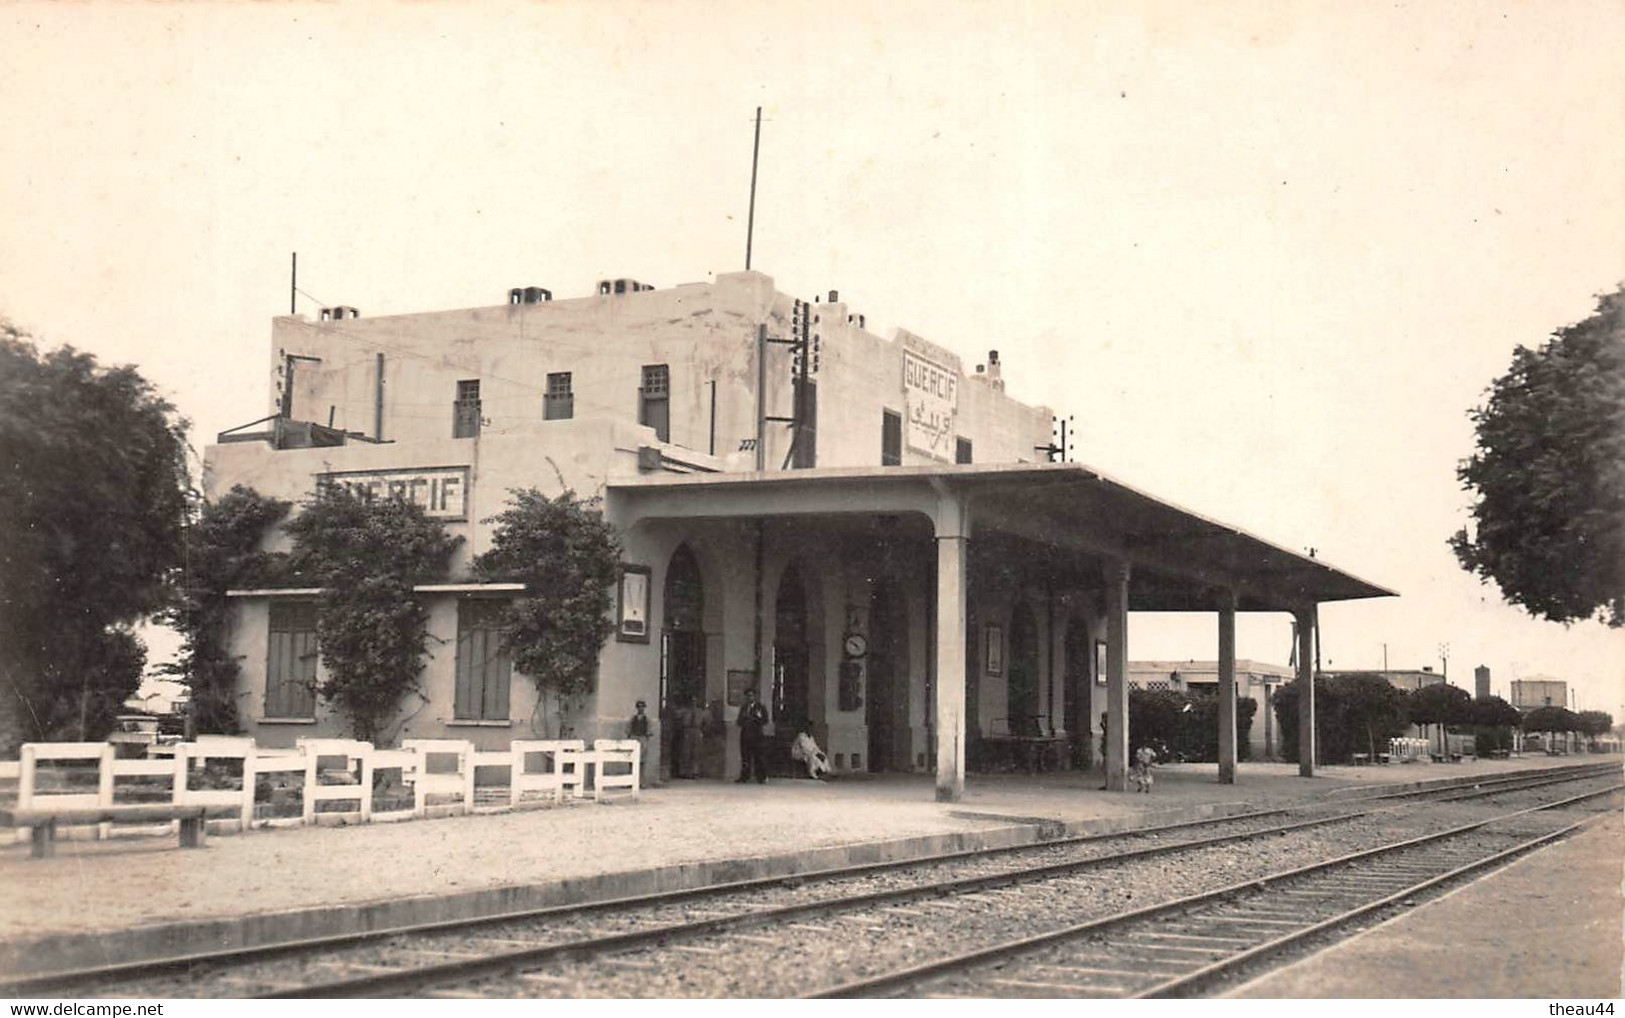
left=736, top=689, right=770, bottom=784
left=1131, top=744, right=1157, bottom=793
left=790, top=721, right=832, bottom=781
left=628, top=700, right=652, bottom=786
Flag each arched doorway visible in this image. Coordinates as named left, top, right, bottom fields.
left=1063, top=618, right=1090, bottom=768
left=662, top=544, right=706, bottom=778
left=866, top=580, right=909, bottom=771
left=1007, top=604, right=1040, bottom=733
left=773, top=564, right=811, bottom=744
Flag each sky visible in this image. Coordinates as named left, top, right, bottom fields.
left=3, top=1, right=1621, bottom=718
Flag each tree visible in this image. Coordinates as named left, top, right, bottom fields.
left=1468, top=694, right=1523, bottom=755
left=1336, top=674, right=1411, bottom=760
left=1520, top=705, right=1575, bottom=734
left=1102, top=688, right=1258, bottom=764
left=0, top=322, right=191, bottom=753
left=282, top=485, right=460, bottom=742
left=1274, top=674, right=1412, bottom=764
left=1451, top=285, right=1625, bottom=627
left=1409, top=683, right=1473, bottom=756
left=1575, top=709, right=1615, bottom=748
left=472, top=489, right=621, bottom=718
left=157, top=486, right=292, bottom=735
left=1519, top=704, right=1581, bottom=753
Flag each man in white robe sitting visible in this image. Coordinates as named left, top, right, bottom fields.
left=790, top=723, right=832, bottom=780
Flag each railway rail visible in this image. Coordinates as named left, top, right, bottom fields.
left=3, top=762, right=1617, bottom=998
left=820, top=785, right=1620, bottom=998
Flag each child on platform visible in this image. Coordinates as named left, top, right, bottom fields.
left=1131, top=745, right=1157, bottom=793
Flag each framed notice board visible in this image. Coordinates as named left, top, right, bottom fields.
left=727, top=669, right=756, bottom=707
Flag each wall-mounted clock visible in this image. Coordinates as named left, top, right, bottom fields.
left=843, top=632, right=869, bottom=658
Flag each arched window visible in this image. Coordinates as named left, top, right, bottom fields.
left=773, top=564, right=810, bottom=728
left=1007, top=604, right=1040, bottom=732
left=661, top=545, right=706, bottom=710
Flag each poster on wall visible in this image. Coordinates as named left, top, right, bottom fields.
left=726, top=669, right=756, bottom=707
left=617, top=565, right=650, bottom=643
left=1095, top=639, right=1108, bottom=686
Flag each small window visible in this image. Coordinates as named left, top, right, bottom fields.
left=544, top=372, right=574, bottom=421
left=265, top=602, right=318, bottom=719
left=639, top=364, right=670, bottom=442
left=454, top=379, right=482, bottom=439
left=881, top=409, right=902, bottom=466
left=955, top=437, right=973, bottom=464
left=454, top=599, right=512, bottom=722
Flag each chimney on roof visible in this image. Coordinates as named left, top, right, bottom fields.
left=509, top=286, right=552, bottom=305
left=986, top=349, right=1004, bottom=391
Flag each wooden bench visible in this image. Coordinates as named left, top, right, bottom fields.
left=1, top=803, right=243, bottom=859
left=980, top=716, right=1067, bottom=773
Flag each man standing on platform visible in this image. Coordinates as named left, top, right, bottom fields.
left=736, top=688, right=770, bottom=784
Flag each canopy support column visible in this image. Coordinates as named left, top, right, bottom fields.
left=1217, top=591, right=1238, bottom=785
left=933, top=504, right=970, bottom=803
left=1296, top=604, right=1317, bottom=777
left=1104, top=560, right=1131, bottom=792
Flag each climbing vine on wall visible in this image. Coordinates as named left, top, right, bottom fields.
left=159, top=485, right=293, bottom=735
left=282, top=485, right=461, bottom=742
left=472, top=488, right=622, bottom=699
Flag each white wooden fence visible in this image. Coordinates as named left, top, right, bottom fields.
left=3, top=736, right=638, bottom=843
left=1388, top=737, right=1429, bottom=762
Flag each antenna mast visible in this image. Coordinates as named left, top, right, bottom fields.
left=745, top=107, right=762, bottom=270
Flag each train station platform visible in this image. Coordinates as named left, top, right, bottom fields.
left=0, top=753, right=1607, bottom=980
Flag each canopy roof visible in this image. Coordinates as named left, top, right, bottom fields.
left=609, top=462, right=1394, bottom=613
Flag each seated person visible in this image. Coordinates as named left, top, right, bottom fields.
left=790, top=723, right=833, bottom=780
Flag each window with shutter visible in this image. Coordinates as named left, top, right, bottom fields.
left=453, top=379, right=482, bottom=438
left=639, top=364, right=670, bottom=442
left=881, top=409, right=902, bottom=466
left=544, top=371, right=574, bottom=421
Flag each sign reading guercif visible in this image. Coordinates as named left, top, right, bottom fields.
left=318, top=466, right=470, bottom=520
left=901, top=331, right=960, bottom=460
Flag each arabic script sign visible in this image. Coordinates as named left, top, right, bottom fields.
left=903, top=350, right=958, bottom=460
left=318, top=466, right=470, bottom=520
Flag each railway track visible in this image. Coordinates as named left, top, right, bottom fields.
left=6, top=762, right=1618, bottom=998
left=819, top=785, right=1620, bottom=997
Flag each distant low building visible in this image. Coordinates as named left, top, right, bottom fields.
left=1319, top=668, right=1446, bottom=692
left=1510, top=677, right=1568, bottom=712
left=1129, top=660, right=1292, bottom=759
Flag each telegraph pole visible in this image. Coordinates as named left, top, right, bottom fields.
left=755, top=324, right=766, bottom=470
left=290, top=252, right=298, bottom=315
